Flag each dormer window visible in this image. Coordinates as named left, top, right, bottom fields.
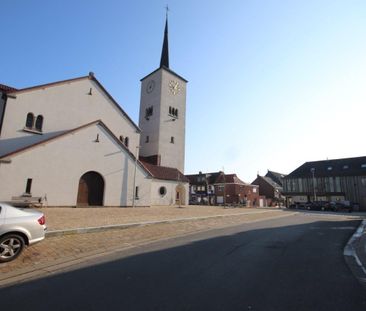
left=327, top=166, right=333, bottom=171
left=343, top=165, right=349, bottom=170
left=361, top=164, right=366, bottom=169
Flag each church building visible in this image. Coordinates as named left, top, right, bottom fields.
left=0, top=17, right=189, bottom=207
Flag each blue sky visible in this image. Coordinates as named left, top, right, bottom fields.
left=1, top=0, right=366, bottom=182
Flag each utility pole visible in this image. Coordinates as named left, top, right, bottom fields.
left=132, top=146, right=140, bottom=208
left=310, top=168, right=317, bottom=202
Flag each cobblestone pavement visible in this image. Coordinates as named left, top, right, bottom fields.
left=0, top=208, right=290, bottom=285
left=42, top=205, right=279, bottom=231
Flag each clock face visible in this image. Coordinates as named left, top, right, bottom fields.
left=146, top=80, right=155, bottom=93
left=169, top=80, right=180, bottom=95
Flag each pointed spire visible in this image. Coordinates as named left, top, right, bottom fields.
left=160, top=10, right=169, bottom=68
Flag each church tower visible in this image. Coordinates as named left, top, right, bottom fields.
left=138, top=16, right=187, bottom=173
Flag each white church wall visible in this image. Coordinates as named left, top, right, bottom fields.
left=150, top=179, right=189, bottom=206
left=1, top=78, right=140, bottom=155
left=0, top=123, right=151, bottom=207
left=158, top=69, right=186, bottom=172
left=139, top=70, right=162, bottom=158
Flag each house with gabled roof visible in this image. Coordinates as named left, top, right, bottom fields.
left=186, top=171, right=259, bottom=206
left=251, top=173, right=285, bottom=206
left=0, top=17, right=189, bottom=207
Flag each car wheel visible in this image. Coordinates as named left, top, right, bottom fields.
left=0, top=234, right=25, bottom=263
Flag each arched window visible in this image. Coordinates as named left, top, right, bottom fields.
left=159, top=186, right=167, bottom=196
left=35, top=115, right=43, bottom=131
left=25, top=113, right=34, bottom=129
left=124, top=137, right=129, bottom=148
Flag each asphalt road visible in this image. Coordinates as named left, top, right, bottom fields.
left=1, top=213, right=365, bottom=311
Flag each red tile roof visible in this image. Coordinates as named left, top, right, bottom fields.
left=141, top=161, right=188, bottom=182
left=215, top=174, right=247, bottom=185
left=0, top=83, right=18, bottom=93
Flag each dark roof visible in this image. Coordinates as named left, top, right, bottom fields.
left=5, top=73, right=141, bottom=133
left=286, top=156, right=366, bottom=178
left=262, top=176, right=283, bottom=190
left=265, top=170, right=286, bottom=186
left=0, top=120, right=150, bottom=177
left=0, top=83, right=18, bottom=93
left=185, top=172, right=220, bottom=184
left=160, top=16, right=169, bottom=68
left=141, top=162, right=188, bottom=182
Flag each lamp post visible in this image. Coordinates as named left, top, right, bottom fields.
left=310, top=168, right=317, bottom=202
left=132, top=146, right=140, bottom=208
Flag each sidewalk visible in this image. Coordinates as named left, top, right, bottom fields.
left=43, top=205, right=280, bottom=232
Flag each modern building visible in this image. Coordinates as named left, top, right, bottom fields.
left=186, top=171, right=259, bottom=206
left=283, top=156, right=366, bottom=210
left=0, top=17, right=189, bottom=207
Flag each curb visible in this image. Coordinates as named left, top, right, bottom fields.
left=344, top=219, right=366, bottom=285
left=45, top=210, right=283, bottom=237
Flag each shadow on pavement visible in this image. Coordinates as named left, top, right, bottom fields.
left=0, top=218, right=365, bottom=311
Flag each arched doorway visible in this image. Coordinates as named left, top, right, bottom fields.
left=77, top=171, right=104, bottom=206
left=175, top=184, right=186, bottom=206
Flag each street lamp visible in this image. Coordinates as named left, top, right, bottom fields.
left=310, top=168, right=317, bottom=202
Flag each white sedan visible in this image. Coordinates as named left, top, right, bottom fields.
left=0, top=203, right=47, bottom=263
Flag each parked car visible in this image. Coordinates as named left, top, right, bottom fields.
left=0, top=203, right=47, bottom=263
left=330, top=201, right=353, bottom=213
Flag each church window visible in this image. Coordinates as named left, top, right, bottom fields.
left=119, top=135, right=124, bottom=142
left=25, top=113, right=34, bottom=129
left=35, top=115, right=43, bottom=131
left=124, top=137, right=129, bottom=147
left=170, top=136, right=174, bottom=144
left=25, top=178, right=32, bottom=195
left=159, top=186, right=167, bottom=196
left=145, top=106, right=153, bottom=119
left=145, top=136, right=149, bottom=143
left=168, top=106, right=179, bottom=119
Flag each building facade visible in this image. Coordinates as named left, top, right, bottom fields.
left=251, top=171, right=285, bottom=206
left=0, top=18, right=189, bottom=207
left=186, top=171, right=259, bottom=206
left=283, top=156, right=366, bottom=210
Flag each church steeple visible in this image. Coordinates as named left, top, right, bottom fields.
left=160, top=15, right=169, bottom=68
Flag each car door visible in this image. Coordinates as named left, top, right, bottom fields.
left=0, top=204, right=5, bottom=226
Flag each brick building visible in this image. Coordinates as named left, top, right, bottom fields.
left=251, top=170, right=286, bottom=206
left=186, top=171, right=259, bottom=206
